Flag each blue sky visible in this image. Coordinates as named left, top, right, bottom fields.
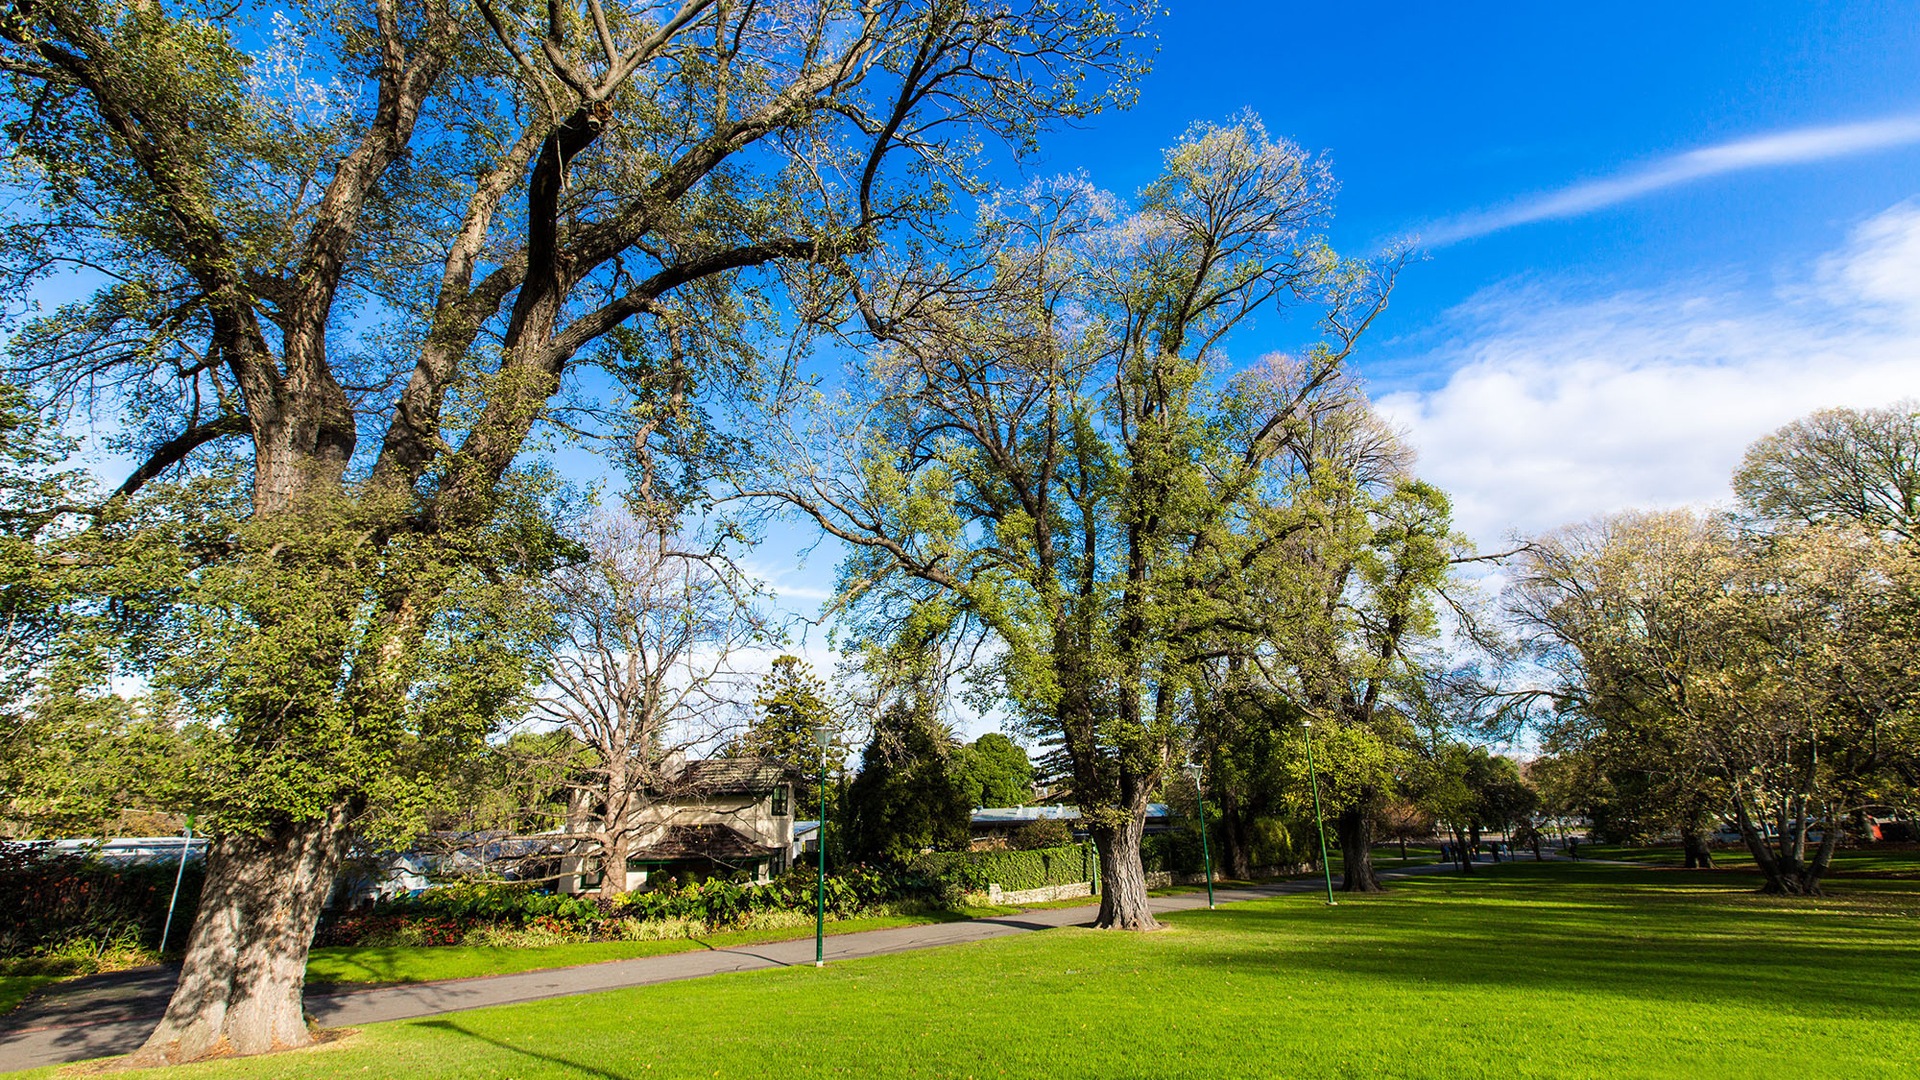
left=985, top=1, right=1920, bottom=548
left=755, top=3, right=1920, bottom=699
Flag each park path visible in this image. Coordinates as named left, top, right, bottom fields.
left=0, top=861, right=1463, bottom=1073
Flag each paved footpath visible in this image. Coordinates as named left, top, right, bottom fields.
left=0, top=862, right=1461, bottom=1073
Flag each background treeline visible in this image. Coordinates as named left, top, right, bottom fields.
left=1510, top=403, right=1920, bottom=895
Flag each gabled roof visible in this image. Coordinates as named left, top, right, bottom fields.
left=630, top=823, right=779, bottom=862
left=674, top=757, right=787, bottom=795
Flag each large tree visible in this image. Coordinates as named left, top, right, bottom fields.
left=1511, top=510, right=1920, bottom=894
left=1734, top=402, right=1920, bottom=538
left=0, top=0, right=1146, bottom=1060
left=743, top=117, right=1398, bottom=927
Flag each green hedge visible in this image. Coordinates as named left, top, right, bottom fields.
left=909, top=842, right=1097, bottom=892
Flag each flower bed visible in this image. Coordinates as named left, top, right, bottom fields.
left=314, top=865, right=947, bottom=948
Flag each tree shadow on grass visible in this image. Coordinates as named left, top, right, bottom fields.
left=1161, top=868, right=1919, bottom=1018
left=412, top=1018, right=637, bottom=1080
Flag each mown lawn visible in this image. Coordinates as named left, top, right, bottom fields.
left=1582, top=843, right=1920, bottom=874
left=27, top=861, right=1919, bottom=1079
left=305, top=909, right=1013, bottom=985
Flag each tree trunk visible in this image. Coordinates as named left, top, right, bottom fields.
left=1336, top=805, right=1383, bottom=893
left=1219, top=807, right=1254, bottom=880
left=599, top=831, right=630, bottom=900
left=1449, top=824, right=1474, bottom=874
left=1733, top=793, right=1834, bottom=895
left=134, top=808, right=351, bottom=1065
left=1681, top=827, right=1715, bottom=869
left=1091, top=817, right=1158, bottom=930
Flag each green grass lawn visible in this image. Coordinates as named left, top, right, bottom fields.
left=305, top=909, right=1013, bottom=986
left=33, top=860, right=1917, bottom=1079
left=1582, top=843, right=1920, bottom=875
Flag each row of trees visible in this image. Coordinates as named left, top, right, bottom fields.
left=1512, top=404, right=1920, bottom=894
left=2, top=70, right=1510, bottom=1064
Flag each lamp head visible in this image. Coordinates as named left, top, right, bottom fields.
left=813, top=724, right=834, bottom=752
left=1184, top=762, right=1203, bottom=784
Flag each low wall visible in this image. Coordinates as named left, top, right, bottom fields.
left=985, top=881, right=1095, bottom=905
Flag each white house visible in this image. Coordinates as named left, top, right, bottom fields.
left=563, top=757, right=796, bottom=893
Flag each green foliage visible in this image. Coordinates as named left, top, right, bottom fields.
left=735, top=655, right=838, bottom=811
left=315, top=866, right=946, bottom=947
left=951, top=734, right=1034, bottom=808
left=1007, top=818, right=1072, bottom=850
left=741, top=656, right=836, bottom=767
left=909, top=842, right=1097, bottom=893
left=843, top=690, right=971, bottom=864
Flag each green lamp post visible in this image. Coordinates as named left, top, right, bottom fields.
left=1185, top=762, right=1215, bottom=909
left=1303, top=720, right=1337, bottom=906
left=813, top=723, right=833, bottom=967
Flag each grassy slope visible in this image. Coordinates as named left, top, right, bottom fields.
left=304, top=909, right=1014, bottom=986
left=37, top=861, right=1917, bottom=1080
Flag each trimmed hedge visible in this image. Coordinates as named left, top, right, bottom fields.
left=909, top=842, right=1097, bottom=892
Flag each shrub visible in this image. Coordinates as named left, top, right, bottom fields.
left=312, top=864, right=950, bottom=948
left=0, top=842, right=201, bottom=958
left=908, top=842, right=1095, bottom=892
left=1007, top=820, right=1073, bottom=850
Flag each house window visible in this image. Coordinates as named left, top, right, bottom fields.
left=771, top=784, right=789, bottom=817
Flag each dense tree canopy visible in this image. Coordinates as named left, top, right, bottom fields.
left=0, top=0, right=1151, bottom=1060
left=744, top=117, right=1405, bottom=926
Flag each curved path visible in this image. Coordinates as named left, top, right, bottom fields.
left=0, top=861, right=1463, bottom=1073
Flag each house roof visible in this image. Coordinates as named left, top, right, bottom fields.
left=969, top=804, right=1172, bottom=827
left=673, top=758, right=788, bottom=795
left=629, top=823, right=780, bottom=863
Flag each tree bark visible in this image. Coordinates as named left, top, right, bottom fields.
left=1681, top=827, right=1715, bottom=869
left=1449, top=824, right=1474, bottom=874
left=133, top=808, right=351, bottom=1065
left=1336, top=805, right=1383, bottom=893
left=1219, top=804, right=1254, bottom=880
left=1091, top=815, right=1158, bottom=930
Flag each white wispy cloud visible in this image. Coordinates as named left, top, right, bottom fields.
left=1377, top=200, right=1920, bottom=548
left=1424, top=114, right=1920, bottom=246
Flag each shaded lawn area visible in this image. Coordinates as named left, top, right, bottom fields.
left=305, top=909, right=1013, bottom=986
left=32, top=862, right=1920, bottom=1079
left=1582, top=843, right=1920, bottom=875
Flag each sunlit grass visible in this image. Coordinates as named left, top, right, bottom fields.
left=0, top=976, right=58, bottom=1018
left=30, top=861, right=1915, bottom=1079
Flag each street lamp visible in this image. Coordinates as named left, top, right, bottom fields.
left=1185, top=762, right=1215, bottom=909
left=813, top=723, right=833, bottom=967
left=1303, top=721, right=1336, bottom=906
